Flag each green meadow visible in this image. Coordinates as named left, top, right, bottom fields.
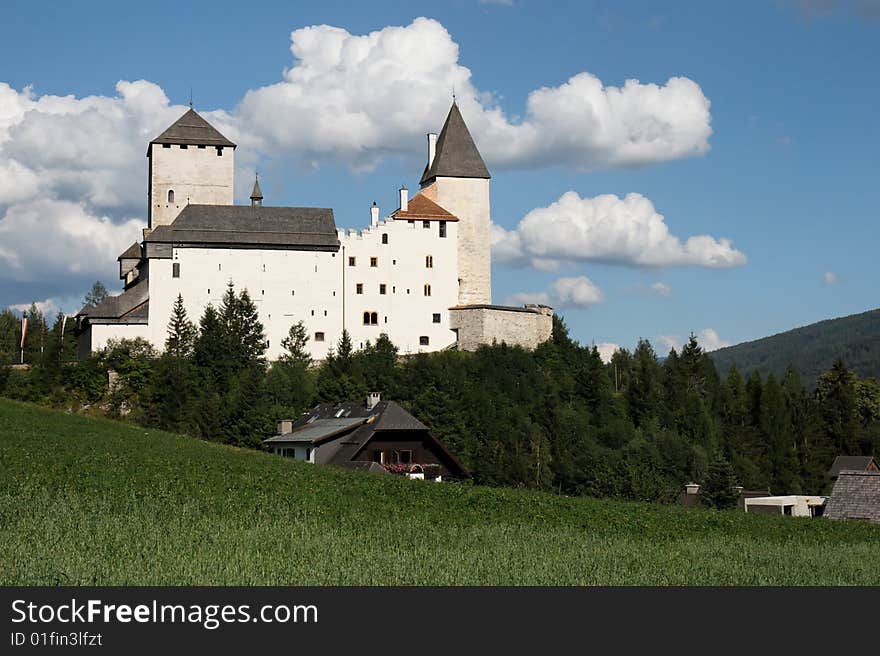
left=1, top=398, right=878, bottom=585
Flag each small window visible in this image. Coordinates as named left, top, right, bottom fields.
left=362, top=311, right=378, bottom=326
left=168, top=189, right=175, bottom=203
left=393, top=259, right=397, bottom=265
left=216, top=147, right=223, bottom=156
left=370, top=257, right=378, bottom=268
left=381, top=234, right=388, bottom=244
left=315, top=332, right=325, bottom=342
left=424, top=284, right=431, bottom=297
left=262, top=264, right=266, bottom=272
left=379, top=284, right=386, bottom=295
left=218, top=263, right=221, bottom=271
left=266, top=340, right=270, bottom=348
left=180, top=144, right=188, bottom=150
left=324, top=310, right=327, bottom=316
left=356, top=283, right=363, bottom=295
left=207, top=288, right=210, bottom=294
left=373, top=450, right=384, bottom=464
left=172, top=262, right=180, bottom=278
left=408, top=220, right=415, bottom=226
left=439, top=221, right=447, bottom=238
left=198, top=145, right=206, bottom=149
left=162, top=143, right=171, bottom=149
left=261, top=290, right=265, bottom=295
left=392, top=286, right=396, bottom=293
left=433, top=313, right=441, bottom=324
left=311, top=310, right=315, bottom=316
left=291, top=290, right=295, bottom=296
left=423, top=221, right=430, bottom=229
left=305, top=448, right=312, bottom=462
left=399, top=450, right=413, bottom=464
left=349, top=256, right=356, bottom=266
left=426, top=255, right=433, bottom=268
left=420, top=336, right=430, bottom=346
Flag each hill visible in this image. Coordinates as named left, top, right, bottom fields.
left=1, top=399, right=879, bottom=585
left=710, top=307, right=880, bottom=384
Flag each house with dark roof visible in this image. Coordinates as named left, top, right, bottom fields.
left=76, top=101, right=552, bottom=360
left=264, top=394, right=468, bottom=481
left=828, top=455, right=878, bottom=480
left=824, top=470, right=880, bottom=523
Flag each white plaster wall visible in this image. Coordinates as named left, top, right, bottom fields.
left=89, top=323, right=153, bottom=352
left=149, top=144, right=234, bottom=228
left=338, top=213, right=459, bottom=354
left=422, top=178, right=491, bottom=305
left=146, top=247, right=343, bottom=361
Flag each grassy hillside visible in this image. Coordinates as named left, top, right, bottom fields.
left=2, top=399, right=879, bottom=585
left=710, top=307, right=880, bottom=384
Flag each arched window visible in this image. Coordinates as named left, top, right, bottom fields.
left=168, top=189, right=175, bottom=203
left=381, top=234, right=388, bottom=244
left=363, top=311, right=371, bottom=325
left=371, top=312, right=378, bottom=325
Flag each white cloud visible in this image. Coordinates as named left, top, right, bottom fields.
left=642, top=281, right=672, bottom=297
left=595, top=342, right=620, bottom=363
left=9, top=298, right=59, bottom=316
left=654, top=328, right=730, bottom=354
left=823, top=271, right=838, bottom=285
left=492, top=191, right=746, bottom=270
left=0, top=199, right=141, bottom=282
left=655, top=334, right=681, bottom=353
left=508, top=275, right=604, bottom=309
left=238, top=18, right=712, bottom=171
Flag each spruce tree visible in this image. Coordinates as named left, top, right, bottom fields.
left=165, top=294, right=197, bottom=358
left=701, top=456, right=739, bottom=509
left=83, top=281, right=108, bottom=307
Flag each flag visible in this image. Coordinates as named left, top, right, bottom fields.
left=20, top=317, right=28, bottom=350
left=60, top=314, right=67, bottom=341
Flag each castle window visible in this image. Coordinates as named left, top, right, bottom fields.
left=392, top=286, right=396, bottom=293
left=218, top=263, right=222, bottom=271
left=433, top=313, right=441, bottom=323
left=420, top=336, right=430, bottom=346
left=439, top=221, right=447, bottom=238
left=162, top=143, right=171, bottom=149
left=370, top=257, right=378, bottom=267
left=315, top=332, right=325, bottom=342
left=311, top=310, right=315, bottom=316
left=423, top=221, right=430, bottom=229
left=291, top=290, right=295, bottom=296
left=379, top=284, right=387, bottom=295
left=363, top=311, right=378, bottom=326
left=168, top=189, right=175, bottom=203
left=426, top=255, right=433, bottom=268
left=408, top=220, right=415, bottom=226
left=356, top=283, right=363, bottom=294
left=424, top=284, right=431, bottom=297
left=393, top=259, right=397, bottom=265
left=324, top=310, right=327, bottom=316
left=198, top=145, right=206, bottom=149
left=381, top=234, right=388, bottom=244
left=349, top=256, right=356, bottom=266
left=172, top=262, right=180, bottom=278
left=262, top=264, right=266, bottom=272
left=180, top=144, right=188, bottom=149
left=216, top=147, right=223, bottom=156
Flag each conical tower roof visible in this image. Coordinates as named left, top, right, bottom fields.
left=149, top=108, right=236, bottom=150
left=420, top=102, right=490, bottom=185
left=250, top=175, right=263, bottom=201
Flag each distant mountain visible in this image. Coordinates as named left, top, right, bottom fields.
left=710, top=307, right=880, bottom=385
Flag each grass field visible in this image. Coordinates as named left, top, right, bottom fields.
left=2, top=398, right=879, bottom=585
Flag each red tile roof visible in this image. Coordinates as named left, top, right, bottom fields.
left=391, top=194, right=458, bottom=221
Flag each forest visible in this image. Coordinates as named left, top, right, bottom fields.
left=2, top=282, right=879, bottom=506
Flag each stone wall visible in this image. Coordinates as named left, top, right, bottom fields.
left=449, top=304, right=553, bottom=352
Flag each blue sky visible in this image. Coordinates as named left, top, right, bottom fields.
left=1, top=0, right=878, bottom=355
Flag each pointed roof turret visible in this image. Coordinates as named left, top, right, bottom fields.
left=148, top=108, right=236, bottom=154
left=250, top=175, right=263, bottom=201
left=420, top=102, right=490, bottom=186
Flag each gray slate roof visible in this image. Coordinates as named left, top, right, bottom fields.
left=250, top=177, right=263, bottom=200
left=824, top=471, right=880, bottom=522
left=76, top=280, right=149, bottom=323
left=420, top=102, right=490, bottom=185
left=264, top=418, right=366, bottom=445
left=117, top=241, right=141, bottom=261
left=145, top=204, right=339, bottom=250
left=829, top=455, right=878, bottom=478
left=150, top=108, right=236, bottom=149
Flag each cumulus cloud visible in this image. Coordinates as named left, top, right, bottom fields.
left=508, top=275, right=604, bottom=309
left=492, top=191, right=746, bottom=270
left=654, top=328, right=730, bottom=354
left=595, top=342, right=620, bottom=363
left=823, top=271, right=838, bottom=285
left=8, top=298, right=60, bottom=316
left=238, top=18, right=712, bottom=171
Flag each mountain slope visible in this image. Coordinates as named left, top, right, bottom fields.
left=1, top=399, right=879, bottom=585
left=710, top=307, right=880, bottom=384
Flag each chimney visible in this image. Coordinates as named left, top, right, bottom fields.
left=399, top=186, right=408, bottom=212
left=366, top=392, right=381, bottom=410
left=427, top=133, right=437, bottom=168
left=277, top=420, right=293, bottom=435
left=370, top=201, right=379, bottom=227
left=685, top=482, right=700, bottom=496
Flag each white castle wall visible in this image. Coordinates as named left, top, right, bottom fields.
left=149, top=143, right=234, bottom=228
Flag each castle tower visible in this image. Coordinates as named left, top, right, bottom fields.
left=147, top=108, right=236, bottom=229
left=419, top=102, right=492, bottom=305
left=250, top=174, right=263, bottom=207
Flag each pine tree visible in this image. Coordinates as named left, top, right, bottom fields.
left=816, top=358, right=860, bottom=455
left=625, top=339, right=661, bottom=429
left=83, top=281, right=108, bottom=307
left=280, top=320, right=311, bottom=368
left=701, top=456, right=739, bottom=509
left=165, top=294, right=197, bottom=358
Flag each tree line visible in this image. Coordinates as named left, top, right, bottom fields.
left=2, top=281, right=879, bottom=506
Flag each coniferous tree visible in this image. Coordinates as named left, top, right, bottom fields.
left=165, top=294, right=197, bottom=358
left=83, top=281, right=108, bottom=307
left=816, top=358, right=860, bottom=455
left=625, top=339, right=662, bottom=430
left=701, top=456, right=739, bottom=510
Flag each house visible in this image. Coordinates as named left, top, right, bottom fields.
left=828, top=455, right=878, bottom=481
left=824, top=470, right=880, bottom=523
left=743, top=495, right=827, bottom=518
left=75, top=102, right=552, bottom=360
left=263, top=393, right=468, bottom=481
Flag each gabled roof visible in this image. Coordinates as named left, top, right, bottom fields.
left=390, top=193, right=458, bottom=222
left=263, top=418, right=366, bottom=445
left=117, top=241, right=141, bottom=261
left=824, top=471, right=880, bottom=523
left=829, top=455, right=878, bottom=478
left=76, top=280, right=149, bottom=324
left=420, top=102, right=490, bottom=185
left=149, top=108, right=236, bottom=152
left=144, top=204, right=339, bottom=250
